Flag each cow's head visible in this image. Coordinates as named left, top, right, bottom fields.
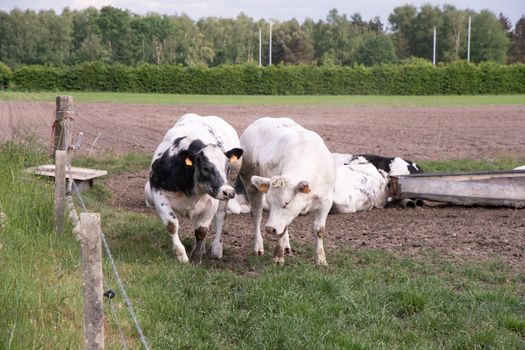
left=251, top=175, right=312, bottom=236
left=182, top=140, right=243, bottom=200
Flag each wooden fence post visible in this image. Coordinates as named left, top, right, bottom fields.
left=81, top=213, right=105, bottom=350
left=54, top=95, right=74, bottom=156
left=54, top=150, right=67, bottom=234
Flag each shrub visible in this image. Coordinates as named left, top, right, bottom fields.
left=0, top=62, right=12, bottom=89
left=9, top=61, right=525, bottom=95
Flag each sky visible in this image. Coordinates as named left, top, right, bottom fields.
left=1, top=0, right=523, bottom=28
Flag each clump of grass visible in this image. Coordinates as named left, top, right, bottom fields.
left=73, top=151, right=150, bottom=176
left=0, top=141, right=85, bottom=348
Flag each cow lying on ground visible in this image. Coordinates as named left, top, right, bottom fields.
left=145, top=113, right=243, bottom=264
left=240, top=117, right=336, bottom=265
left=332, top=162, right=389, bottom=213
left=331, top=153, right=423, bottom=213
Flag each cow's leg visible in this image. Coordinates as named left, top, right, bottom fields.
left=190, top=198, right=217, bottom=265
left=245, top=185, right=265, bottom=255
left=273, top=232, right=285, bottom=265
left=312, top=199, right=332, bottom=266
left=211, top=200, right=228, bottom=259
left=152, top=190, right=188, bottom=263
left=283, top=228, right=292, bottom=256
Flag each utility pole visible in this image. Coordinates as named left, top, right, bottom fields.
left=269, top=20, right=273, bottom=66
left=259, top=27, right=262, bottom=67
left=432, top=26, right=436, bottom=66
left=467, top=16, right=471, bottom=62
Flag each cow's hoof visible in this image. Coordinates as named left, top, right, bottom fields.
left=284, top=247, right=293, bottom=256
left=175, top=253, right=189, bottom=264
left=210, top=244, right=223, bottom=260
left=255, top=248, right=264, bottom=256
left=273, top=256, right=285, bottom=265
left=316, top=259, right=328, bottom=266
left=190, top=242, right=205, bottom=265
left=190, top=251, right=203, bottom=265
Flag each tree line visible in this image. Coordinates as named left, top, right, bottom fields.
left=0, top=5, right=524, bottom=68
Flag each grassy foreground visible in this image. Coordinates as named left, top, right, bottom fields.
left=1, top=145, right=524, bottom=349
left=1, top=91, right=525, bottom=106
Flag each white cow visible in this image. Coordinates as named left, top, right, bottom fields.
left=332, top=163, right=389, bottom=213
left=331, top=153, right=423, bottom=213
left=240, top=117, right=336, bottom=265
left=514, top=166, right=525, bottom=170
left=145, top=113, right=243, bottom=264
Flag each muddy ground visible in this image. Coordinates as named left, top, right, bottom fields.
left=1, top=101, right=524, bottom=271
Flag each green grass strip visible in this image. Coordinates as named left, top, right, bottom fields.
left=1, top=91, right=525, bottom=106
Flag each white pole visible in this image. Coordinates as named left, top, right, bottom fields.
left=269, top=20, right=272, bottom=66
left=432, top=26, right=436, bottom=66
left=467, top=16, right=471, bottom=62
left=259, top=27, right=262, bottom=67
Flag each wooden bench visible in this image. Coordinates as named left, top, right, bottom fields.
left=27, top=164, right=108, bottom=193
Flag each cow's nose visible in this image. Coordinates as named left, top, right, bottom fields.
left=265, top=226, right=277, bottom=235
left=223, top=188, right=235, bottom=199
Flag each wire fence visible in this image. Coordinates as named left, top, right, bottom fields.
left=66, top=138, right=151, bottom=350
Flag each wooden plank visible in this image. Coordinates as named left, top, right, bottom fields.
left=27, top=164, right=107, bottom=181
left=392, top=174, right=525, bottom=208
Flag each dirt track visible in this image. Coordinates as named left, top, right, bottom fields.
left=1, top=101, right=524, bottom=270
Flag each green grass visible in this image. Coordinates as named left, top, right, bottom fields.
left=2, top=146, right=524, bottom=349
left=73, top=152, right=150, bottom=175
left=419, top=157, right=525, bottom=173
left=1, top=91, right=525, bottom=106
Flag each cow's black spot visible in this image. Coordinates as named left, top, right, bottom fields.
left=150, top=147, right=196, bottom=196
left=358, top=154, right=394, bottom=173
left=234, top=176, right=247, bottom=196
left=173, top=136, right=187, bottom=148
left=408, top=162, right=423, bottom=174
left=150, top=139, right=225, bottom=198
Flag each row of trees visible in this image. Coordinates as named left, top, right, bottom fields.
left=0, top=5, right=524, bottom=67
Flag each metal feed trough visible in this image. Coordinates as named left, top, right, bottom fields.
left=390, top=169, right=525, bottom=208
left=27, top=164, right=107, bottom=193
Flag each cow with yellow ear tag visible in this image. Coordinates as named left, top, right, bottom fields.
left=145, top=113, right=243, bottom=264
left=239, top=117, right=336, bottom=266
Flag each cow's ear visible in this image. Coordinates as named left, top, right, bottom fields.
left=180, top=150, right=193, bottom=167
left=295, top=181, right=311, bottom=194
left=225, top=148, right=243, bottom=163
left=251, top=176, right=271, bottom=193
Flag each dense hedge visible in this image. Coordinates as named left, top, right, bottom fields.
left=6, top=61, right=525, bottom=95
left=0, top=62, right=12, bottom=89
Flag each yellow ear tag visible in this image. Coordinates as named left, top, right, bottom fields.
left=185, top=157, right=193, bottom=166
left=229, top=155, right=238, bottom=163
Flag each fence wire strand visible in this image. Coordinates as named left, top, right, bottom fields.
left=104, top=280, right=130, bottom=350
left=68, top=159, right=151, bottom=350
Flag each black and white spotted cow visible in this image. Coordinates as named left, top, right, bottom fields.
left=145, top=113, right=243, bottom=264
left=348, top=154, right=423, bottom=176
left=331, top=153, right=423, bottom=213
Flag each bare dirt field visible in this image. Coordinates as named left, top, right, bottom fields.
left=1, top=101, right=524, bottom=271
